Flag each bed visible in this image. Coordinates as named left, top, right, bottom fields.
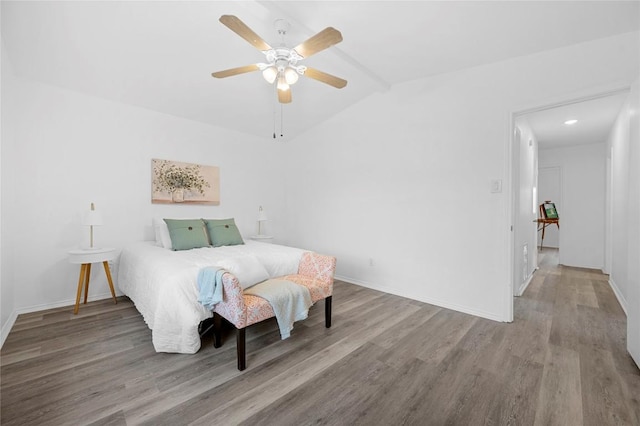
left=117, top=239, right=308, bottom=354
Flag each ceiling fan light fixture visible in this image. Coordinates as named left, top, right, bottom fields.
left=284, top=67, right=299, bottom=85
left=262, top=66, right=278, bottom=84
left=277, top=75, right=290, bottom=91
left=212, top=15, right=347, bottom=104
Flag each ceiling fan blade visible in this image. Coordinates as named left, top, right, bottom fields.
left=293, top=27, right=343, bottom=58
left=219, top=15, right=272, bottom=52
left=278, top=88, right=292, bottom=104
left=211, top=64, right=260, bottom=78
left=304, top=67, right=347, bottom=89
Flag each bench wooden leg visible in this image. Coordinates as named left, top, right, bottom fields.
left=325, top=296, right=332, bottom=328
left=213, top=313, right=222, bottom=348
left=237, top=328, right=246, bottom=371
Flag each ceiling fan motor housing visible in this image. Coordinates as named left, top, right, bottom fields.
left=266, top=48, right=302, bottom=68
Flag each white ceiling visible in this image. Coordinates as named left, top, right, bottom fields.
left=2, top=1, right=639, bottom=140
left=524, top=92, right=630, bottom=149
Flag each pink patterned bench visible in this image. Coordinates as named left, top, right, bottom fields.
left=212, top=251, right=337, bottom=370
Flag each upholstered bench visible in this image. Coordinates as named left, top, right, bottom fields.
left=212, top=252, right=337, bottom=370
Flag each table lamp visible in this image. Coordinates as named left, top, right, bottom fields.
left=83, top=202, right=103, bottom=249
left=257, top=206, right=268, bottom=236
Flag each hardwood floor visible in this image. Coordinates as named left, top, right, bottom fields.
left=1, top=248, right=639, bottom=425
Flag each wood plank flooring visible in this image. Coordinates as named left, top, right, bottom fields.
left=1, top=248, right=639, bottom=425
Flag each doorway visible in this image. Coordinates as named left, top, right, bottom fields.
left=508, top=87, right=630, bottom=322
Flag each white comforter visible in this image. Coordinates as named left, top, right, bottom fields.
left=117, top=240, right=304, bottom=354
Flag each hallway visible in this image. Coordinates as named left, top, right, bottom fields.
left=519, top=248, right=639, bottom=424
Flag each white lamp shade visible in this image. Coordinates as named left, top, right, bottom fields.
left=83, top=210, right=103, bottom=226
left=262, top=67, right=278, bottom=84
left=284, top=67, right=299, bottom=85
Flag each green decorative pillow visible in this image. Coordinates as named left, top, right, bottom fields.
left=204, top=218, right=244, bottom=247
left=163, top=219, right=210, bottom=251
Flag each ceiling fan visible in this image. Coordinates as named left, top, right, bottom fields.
left=211, top=15, right=347, bottom=104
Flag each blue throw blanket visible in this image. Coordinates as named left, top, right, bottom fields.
left=244, top=279, right=312, bottom=339
left=197, top=267, right=225, bottom=310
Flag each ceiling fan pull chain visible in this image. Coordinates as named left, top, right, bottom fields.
left=273, top=91, right=277, bottom=139
left=281, top=104, right=284, bottom=138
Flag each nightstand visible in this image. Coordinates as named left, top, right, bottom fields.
left=68, top=247, right=118, bottom=314
left=250, top=235, right=274, bottom=243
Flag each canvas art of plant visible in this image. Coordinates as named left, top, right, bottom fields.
left=151, top=158, right=219, bottom=205
left=153, top=160, right=210, bottom=195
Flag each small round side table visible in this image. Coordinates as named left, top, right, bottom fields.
left=68, top=247, right=118, bottom=314
left=249, top=235, right=274, bottom=243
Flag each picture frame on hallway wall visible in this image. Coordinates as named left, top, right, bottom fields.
left=151, top=159, right=220, bottom=205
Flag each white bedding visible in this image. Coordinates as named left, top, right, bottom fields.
left=117, top=240, right=305, bottom=353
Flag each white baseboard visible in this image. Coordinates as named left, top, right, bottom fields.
left=1, top=310, right=18, bottom=348
left=516, top=270, right=536, bottom=297
left=608, top=277, right=628, bottom=315
left=334, top=274, right=506, bottom=322
left=0, top=291, right=121, bottom=349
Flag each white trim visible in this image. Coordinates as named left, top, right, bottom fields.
left=604, top=149, right=613, bottom=275
left=335, top=275, right=506, bottom=323
left=516, top=269, right=536, bottom=297
left=506, top=83, right=632, bottom=327
left=609, top=277, right=628, bottom=316
left=16, top=292, right=119, bottom=315
left=511, top=86, right=631, bottom=119
left=1, top=310, right=18, bottom=348
left=505, top=111, right=516, bottom=322
left=0, top=292, right=119, bottom=349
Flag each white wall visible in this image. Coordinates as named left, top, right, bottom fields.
left=513, top=118, right=538, bottom=295
left=608, top=75, right=640, bottom=366
left=1, top=31, right=15, bottom=344
left=538, top=143, right=606, bottom=269
left=0, top=76, right=286, bottom=338
left=2, top=29, right=638, bottom=342
left=608, top=97, right=631, bottom=309
left=626, top=77, right=640, bottom=366
left=282, top=32, right=638, bottom=321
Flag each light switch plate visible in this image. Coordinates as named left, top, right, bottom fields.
left=491, top=179, right=502, bottom=193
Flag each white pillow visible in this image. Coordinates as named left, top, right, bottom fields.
left=152, top=217, right=173, bottom=249
left=216, top=256, right=270, bottom=290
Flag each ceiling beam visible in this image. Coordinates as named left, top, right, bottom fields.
left=255, top=0, right=391, bottom=91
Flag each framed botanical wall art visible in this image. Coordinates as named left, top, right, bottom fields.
left=152, top=159, right=220, bottom=205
